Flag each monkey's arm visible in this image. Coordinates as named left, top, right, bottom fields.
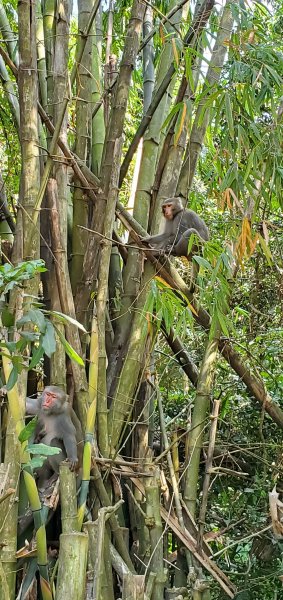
left=141, top=232, right=174, bottom=246
left=26, top=396, right=41, bottom=415
left=171, top=228, right=205, bottom=256
left=60, top=417, right=79, bottom=470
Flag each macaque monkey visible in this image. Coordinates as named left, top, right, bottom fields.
left=26, top=386, right=83, bottom=487
left=141, top=197, right=209, bottom=257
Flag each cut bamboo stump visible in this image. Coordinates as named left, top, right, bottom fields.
left=122, top=574, right=145, bottom=599
left=59, top=463, right=79, bottom=533
left=56, top=532, right=88, bottom=600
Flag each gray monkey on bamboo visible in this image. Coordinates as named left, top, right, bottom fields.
left=26, top=385, right=83, bottom=488
left=141, top=197, right=209, bottom=257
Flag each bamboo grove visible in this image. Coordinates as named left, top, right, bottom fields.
left=0, top=0, right=282, bottom=598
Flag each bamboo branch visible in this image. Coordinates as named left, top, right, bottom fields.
left=116, top=458, right=236, bottom=598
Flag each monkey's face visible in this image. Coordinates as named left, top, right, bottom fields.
left=42, top=387, right=62, bottom=413
left=162, top=203, right=174, bottom=220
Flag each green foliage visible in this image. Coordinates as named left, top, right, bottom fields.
left=18, top=417, right=37, bottom=442
left=0, top=261, right=85, bottom=387
left=144, top=278, right=194, bottom=336
left=18, top=419, right=61, bottom=469
left=0, top=260, right=46, bottom=298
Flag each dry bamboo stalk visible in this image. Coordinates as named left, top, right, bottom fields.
left=122, top=574, right=145, bottom=599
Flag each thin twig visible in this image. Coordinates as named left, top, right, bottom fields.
left=212, top=524, right=272, bottom=559
left=0, top=488, right=15, bottom=504
left=125, top=483, right=147, bottom=519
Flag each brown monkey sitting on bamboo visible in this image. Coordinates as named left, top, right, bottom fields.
left=26, top=385, right=83, bottom=488
left=141, top=197, right=209, bottom=257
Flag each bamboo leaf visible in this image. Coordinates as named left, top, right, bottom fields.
left=174, top=102, right=187, bottom=146
left=27, top=443, right=61, bottom=456
left=29, top=344, right=45, bottom=370
left=216, top=308, right=230, bottom=337
left=258, top=233, right=273, bottom=265
left=49, top=310, right=87, bottom=332
left=54, top=326, right=85, bottom=366
left=2, top=308, right=14, bottom=327
left=185, top=52, right=195, bottom=92
left=225, top=92, right=234, bottom=139
left=172, top=38, right=179, bottom=67
left=18, top=417, right=37, bottom=443
left=6, top=366, right=18, bottom=391
left=243, top=149, right=255, bottom=183
left=193, top=256, right=213, bottom=271
left=41, top=321, right=56, bottom=357
left=30, top=456, right=46, bottom=469
left=161, top=103, right=184, bottom=131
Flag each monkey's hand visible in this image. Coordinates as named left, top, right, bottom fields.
left=140, top=237, right=151, bottom=245
left=66, top=457, right=79, bottom=472
left=164, top=244, right=175, bottom=255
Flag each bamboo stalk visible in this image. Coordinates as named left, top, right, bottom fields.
left=119, top=0, right=216, bottom=185
left=184, top=331, right=221, bottom=519
left=82, top=521, right=98, bottom=599
left=91, top=460, right=135, bottom=571
left=197, top=400, right=220, bottom=549
left=156, top=382, right=192, bottom=570
left=0, top=0, right=19, bottom=66
left=0, top=56, right=20, bottom=131
left=101, top=0, right=146, bottom=196
left=32, top=0, right=102, bottom=226
left=36, top=0, right=47, bottom=109
left=145, top=466, right=167, bottom=600
left=108, top=263, right=153, bottom=451
left=60, top=464, right=79, bottom=533
left=108, top=0, right=177, bottom=372
left=43, top=0, right=55, bottom=114
left=71, top=0, right=95, bottom=294
left=77, top=401, right=96, bottom=529
left=1, top=351, right=52, bottom=600
left=56, top=532, right=88, bottom=600
left=46, top=178, right=89, bottom=428
left=177, top=0, right=234, bottom=196
left=91, top=5, right=105, bottom=175
left=103, top=0, right=114, bottom=125
left=96, top=137, right=123, bottom=457
left=122, top=574, right=145, bottom=599
left=110, top=543, right=131, bottom=578
left=92, top=503, right=122, bottom=600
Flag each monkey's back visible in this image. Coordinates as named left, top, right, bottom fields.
left=179, top=209, right=209, bottom=241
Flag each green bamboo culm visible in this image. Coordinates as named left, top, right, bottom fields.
left=77, top=401, right=96, bottom=529
left=2, top=351, right=53, bottom=600
left=77, top=316, right=98, bottom=528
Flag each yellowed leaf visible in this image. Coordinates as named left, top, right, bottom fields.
left=172, top=38, right=179, bottom=66
left=174, top=103, right=187, bottom=147
left=262, top=220, right=269, bottom=243
left=159, top=24, right=165, bottom=45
